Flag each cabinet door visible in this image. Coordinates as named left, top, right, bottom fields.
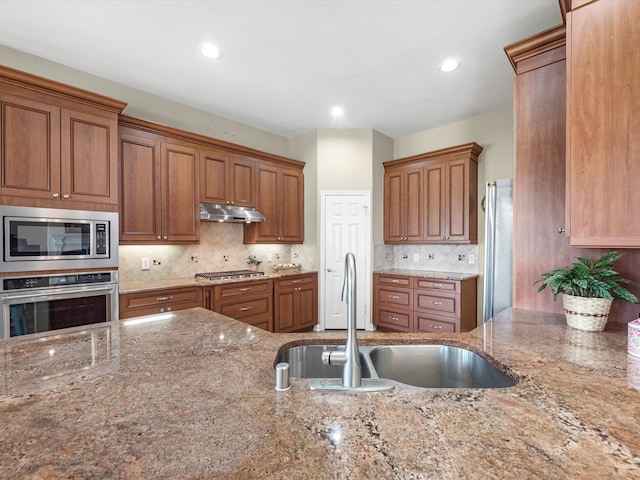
left=384, top=167, right=424, bottom=243
left=297, top=278, right=318, bottom=329
left=230, top=155, right=255, bottom=207
left=275, top=287, right=296, bottom=332
left=384, top=170, right=404, bottom=242
left=445, top=158, right=475, bottom=242
left=424, top=162, right=446, bottom=241
left=119, top=131, right=162, bottom=242
left=162, top=142, right=199, bottom=242
left=200, top=148, right=229, bottom=205
left=60, top=108, right=118, bottom=205
left=279, top=167, right=304, bottom=243
left=0, top=94, right=61, bottom=200
left=250, top=163, right=280, bottom=242
left=567, top=0, right=640, bottom=246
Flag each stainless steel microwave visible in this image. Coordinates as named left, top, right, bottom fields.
left=1, top=206, right=118, bottom=273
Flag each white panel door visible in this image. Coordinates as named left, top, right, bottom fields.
left=322, top=192, right=370, bottom=329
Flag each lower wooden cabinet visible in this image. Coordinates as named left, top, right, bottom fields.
left=119, top=286, right=203, bottom=319
left=373, top=273, right=477, bottom=333
left=273, top=273, right=318, bottom=333
left=207, top=279, right=273, bottom=332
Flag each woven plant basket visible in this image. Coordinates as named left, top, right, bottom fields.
left=562, top=294, right=612, bottom=332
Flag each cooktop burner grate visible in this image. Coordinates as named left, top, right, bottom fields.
left=195, top=270, right=265, bottom=281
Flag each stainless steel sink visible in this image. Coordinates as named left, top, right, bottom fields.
left=275, top=343, right=516, bottom=388
left=367, top=345, right=516, bottom=388
left=274, top=345, right=372, bottom=379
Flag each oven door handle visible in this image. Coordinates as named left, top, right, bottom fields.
left=1, top=284, right=117, bottom=303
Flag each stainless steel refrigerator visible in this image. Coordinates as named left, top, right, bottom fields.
left=482, top=178, right=513, bottom=322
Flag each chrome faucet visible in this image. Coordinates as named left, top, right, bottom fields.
left=321, top=252, right=361, bottom=388
left=309, top=253, right=394, bottom=392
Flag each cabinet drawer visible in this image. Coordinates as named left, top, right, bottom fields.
left=219, top=297, right=270, bottom=319
left=414, top=290, right=457, bottom=315
left=414, top=278, right=457, bottom=292
left=215, top=279, right=271, bottom=298
left=375, top=308, right=413, bottom=332
left=376, top=286, right=412, bottom=309
left=375, top=274, right=412, bottom=287
left=120, top=286, right=203, bottom=319
left=416, top=315, right=456, bottom=333
left=276, top=274, right=315, bottom=289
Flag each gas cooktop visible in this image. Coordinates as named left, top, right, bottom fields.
left=195, top=270, right=265, bottom=281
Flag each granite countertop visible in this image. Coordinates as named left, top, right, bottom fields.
left=374, top=268, right=479, bottom=281
left=1, top=308, right=639, bottom=478
left=119, top=269, right=317, bottom=294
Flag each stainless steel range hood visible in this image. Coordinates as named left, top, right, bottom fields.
left=199, top=203, right=266, bottom=223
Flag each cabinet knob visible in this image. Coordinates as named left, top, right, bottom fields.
left=52, top=193, right=60, bottom=198
left=156, top=236, right=162, bottom=240
left=62, top=194, right=70, bottom=199
left=163, top=235, right=168, bottom=240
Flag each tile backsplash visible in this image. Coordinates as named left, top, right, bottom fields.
left=373, top=243, right=479, bottom=274
left=119, top=223, right=294, bottom=283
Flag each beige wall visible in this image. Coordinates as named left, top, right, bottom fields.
left=0, top=45, right=291, bottom=157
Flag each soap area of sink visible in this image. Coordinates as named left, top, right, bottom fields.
left=274, top=342, right=517, bottom=389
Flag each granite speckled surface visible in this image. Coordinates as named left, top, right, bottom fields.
left=374, top=268, right=479, bottom=281
left=119, top=270, right=317, bottom=294
left=1, top=308, right=639, bottom=479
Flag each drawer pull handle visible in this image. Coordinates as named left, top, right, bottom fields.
left=239, top=306, right=252, bottom=311
left=292, top=280, right=301, bottom=283
left=431, top=283, right=443, bottom=287
left=389, top=295, right=400, bottom=299
left=240, top=288, right=252, bottom=292
left=431, top=324, right=442, bottom=329
left=431, top=301, right=443, bottom=305
left=391, top=279, right=400, bottom=283
left=389, top=316, right=399, bottom=321
left=157, top=296, right=173, bottom=301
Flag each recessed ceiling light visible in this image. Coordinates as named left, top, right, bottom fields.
left=440, top=59, right=459, bottom=73
left=331, top=106, right=344, bottom=117
left=200, top=43, right=223, bottom=60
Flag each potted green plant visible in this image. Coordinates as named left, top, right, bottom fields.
left=246, top=254, right=262, bottom=271
left=536, top=251, right=638, bottom=331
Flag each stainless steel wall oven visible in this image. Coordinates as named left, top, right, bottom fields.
left=1, top=271, right=118, bottom=339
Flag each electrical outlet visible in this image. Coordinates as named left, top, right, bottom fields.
left=223, top=255, right=229, bottom=262
left=141, top=258, right=150, bottom=270
left=468, top=254, right=476, bottom=264
left=402, top=253, right=408, bottom=259
left=428, top=253, right=435, bottom=260
left=458, top=254, right=466, bottom=261
left=190, top=255, right=199, bottom=263
left=413, top=253, right=419, bottom=262
left=153, top=258, right=162, bottom=266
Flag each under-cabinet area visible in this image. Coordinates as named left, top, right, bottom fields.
left=119, top=271, right=318, bottom=333
left=373, top=270, right=478, bottom=333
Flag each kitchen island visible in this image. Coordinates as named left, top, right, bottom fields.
left=1, top=308, right=639, bottom=479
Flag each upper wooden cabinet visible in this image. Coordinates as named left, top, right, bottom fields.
left=0, top=66, right=125, bottom=211
left=119, top=124, right=200, bottom=244
left=566, top=0, right=640, bottom=247
left=244, top=162, right=305, bottom=244
left=383, top=143, right=481, bottom=244
left=384, top=165, right=423, bottom=242
left=200, top=149, right=255, bottom=207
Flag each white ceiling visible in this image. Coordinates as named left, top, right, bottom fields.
left=0, top=0, right=562, bottom=139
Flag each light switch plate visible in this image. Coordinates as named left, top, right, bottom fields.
left=141, top=258, right=150, bottom=270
